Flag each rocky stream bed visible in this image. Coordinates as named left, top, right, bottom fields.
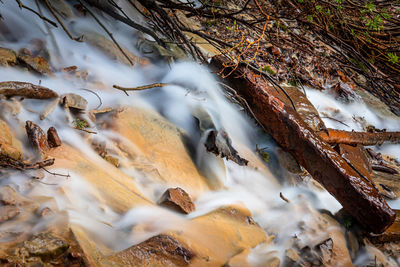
left=0, top=0, right=400, bottom=266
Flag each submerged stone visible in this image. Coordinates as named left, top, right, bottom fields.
left=0, top=185, right=18, bottom=206
left=0, top=47, right=17, bottom=66
left=0, top=205, right=20, bottom=222
left=23, top=233, right=69, bottom=262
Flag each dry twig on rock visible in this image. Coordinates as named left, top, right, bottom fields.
left=113, top=83, right=171, bottom=91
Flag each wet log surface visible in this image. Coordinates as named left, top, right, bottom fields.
left=211, top=56, right=395, bottom=234
left=319, top=129, right=400, bottom=146
left=0, top=81, right=58, bottom=99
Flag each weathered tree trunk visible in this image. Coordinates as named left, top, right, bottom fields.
left=211, top=56, right=395, bottom=234
left=318, top=129, right=400, bottom=146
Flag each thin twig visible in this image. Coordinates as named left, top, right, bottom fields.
left=73, top=127, right=97, bottom=134
left=31, top=176, right=58, bottom=185
left=15, top=0, right=58, bottom=27
left=113, top=83, right=172, bottom=91
left=42, top=167, right=70, bottom=178
left=321, top=116, right=350, bottom=127
left=280, top=192, right=290, bottom=203
left=77, top=0, right=135, bottom=66
left=80, top=88, right=102, bottom=109
left=43, top=0, right=83, bottom=42
left=35, top=0, right=61, bottom=58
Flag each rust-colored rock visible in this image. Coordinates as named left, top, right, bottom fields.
left=0, top=81, right=58, bottom=99
left=18, top=51, right=53, bottom=75
left=0, top=47, right=17, bottom=66
left=25, top=121, right=50, bottom=155
left=0, top=119, right=23, bottom=160
left=158, top=187, right=195, bottom=214
left=105, top=234, right=194, bottom=266
left=211, top=56, right=395, bottom=233
left=47, top=127, right=62, bottom=148
left=319, top=129, right=400, bottom=145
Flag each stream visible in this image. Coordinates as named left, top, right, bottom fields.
left=1, top=1, right=400, bottom=266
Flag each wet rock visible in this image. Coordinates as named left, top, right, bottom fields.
left=224, top=248, right=251, bottom=267
left=111, top=107, right=209, bottom=194
left=83, top=31, right=150, bottom=66
left=25, top=121, right=50, bottom=156
left=105, top=234, right=194, bottom=266
left=363, top=238, right=398, bottom=266
left=17, top=50, right=52, bottom=76
left=47, top=127, right=61, bottom=148
left=372, top=171, right=400, bottom=199
left=23, top=233, right=69, bottom=262
left=49, top=0, right=75, bottom=19
left=205, top=129, right=248, bottom=166
left=0, top=81, right=58, bottom=99
left=276, top=147, right=302, bottom=174
left=0, top=186, right=17, bottom=206
left=158, top=187, right=195, bottom=214
left=353, top=87, right=400, bottom=121
left=40, top=207, right=54, bottom=217
left=285, top=248, right=300, bottom=262
left=0, top=205, right=20, bottom=222
left=0, top=47, right=17, bottom=66
left=296, top=211, right=353, bottom=267
left=0, top=119, right=23, bottom=160
left=47, top=144, right=152, bottom=213
left=104, top=155, right=119, bottom=167
left=60, top=93, right=88, bottom=110
left=40, top=98, right=59, bottom=120
left=136, top=33, right=188, bottom=62
left=0, top=99, right=21, bottom=117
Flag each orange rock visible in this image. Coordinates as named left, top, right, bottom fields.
left=158, top=187, right=195, bottom=214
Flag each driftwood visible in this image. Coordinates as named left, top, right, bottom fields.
left=0, top=152, right=54, bottom=170
left=211, top=55, right=395, bottom=234
left=319, top=129, right=400, bottom=146
left=0, top=81, right=58, bottom=99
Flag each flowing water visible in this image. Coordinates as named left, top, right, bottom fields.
left=1, top=1, right=399, bottom=265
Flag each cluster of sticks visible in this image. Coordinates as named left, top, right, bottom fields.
left=282, top=0, right=400, bottom=115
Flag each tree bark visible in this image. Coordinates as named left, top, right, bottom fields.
left=211, top=56, right=395, bottom=234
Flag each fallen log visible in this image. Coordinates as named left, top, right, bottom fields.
left=211, top=56, right=395, bottom=233
left=318, top=129, right=400, bottom=146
